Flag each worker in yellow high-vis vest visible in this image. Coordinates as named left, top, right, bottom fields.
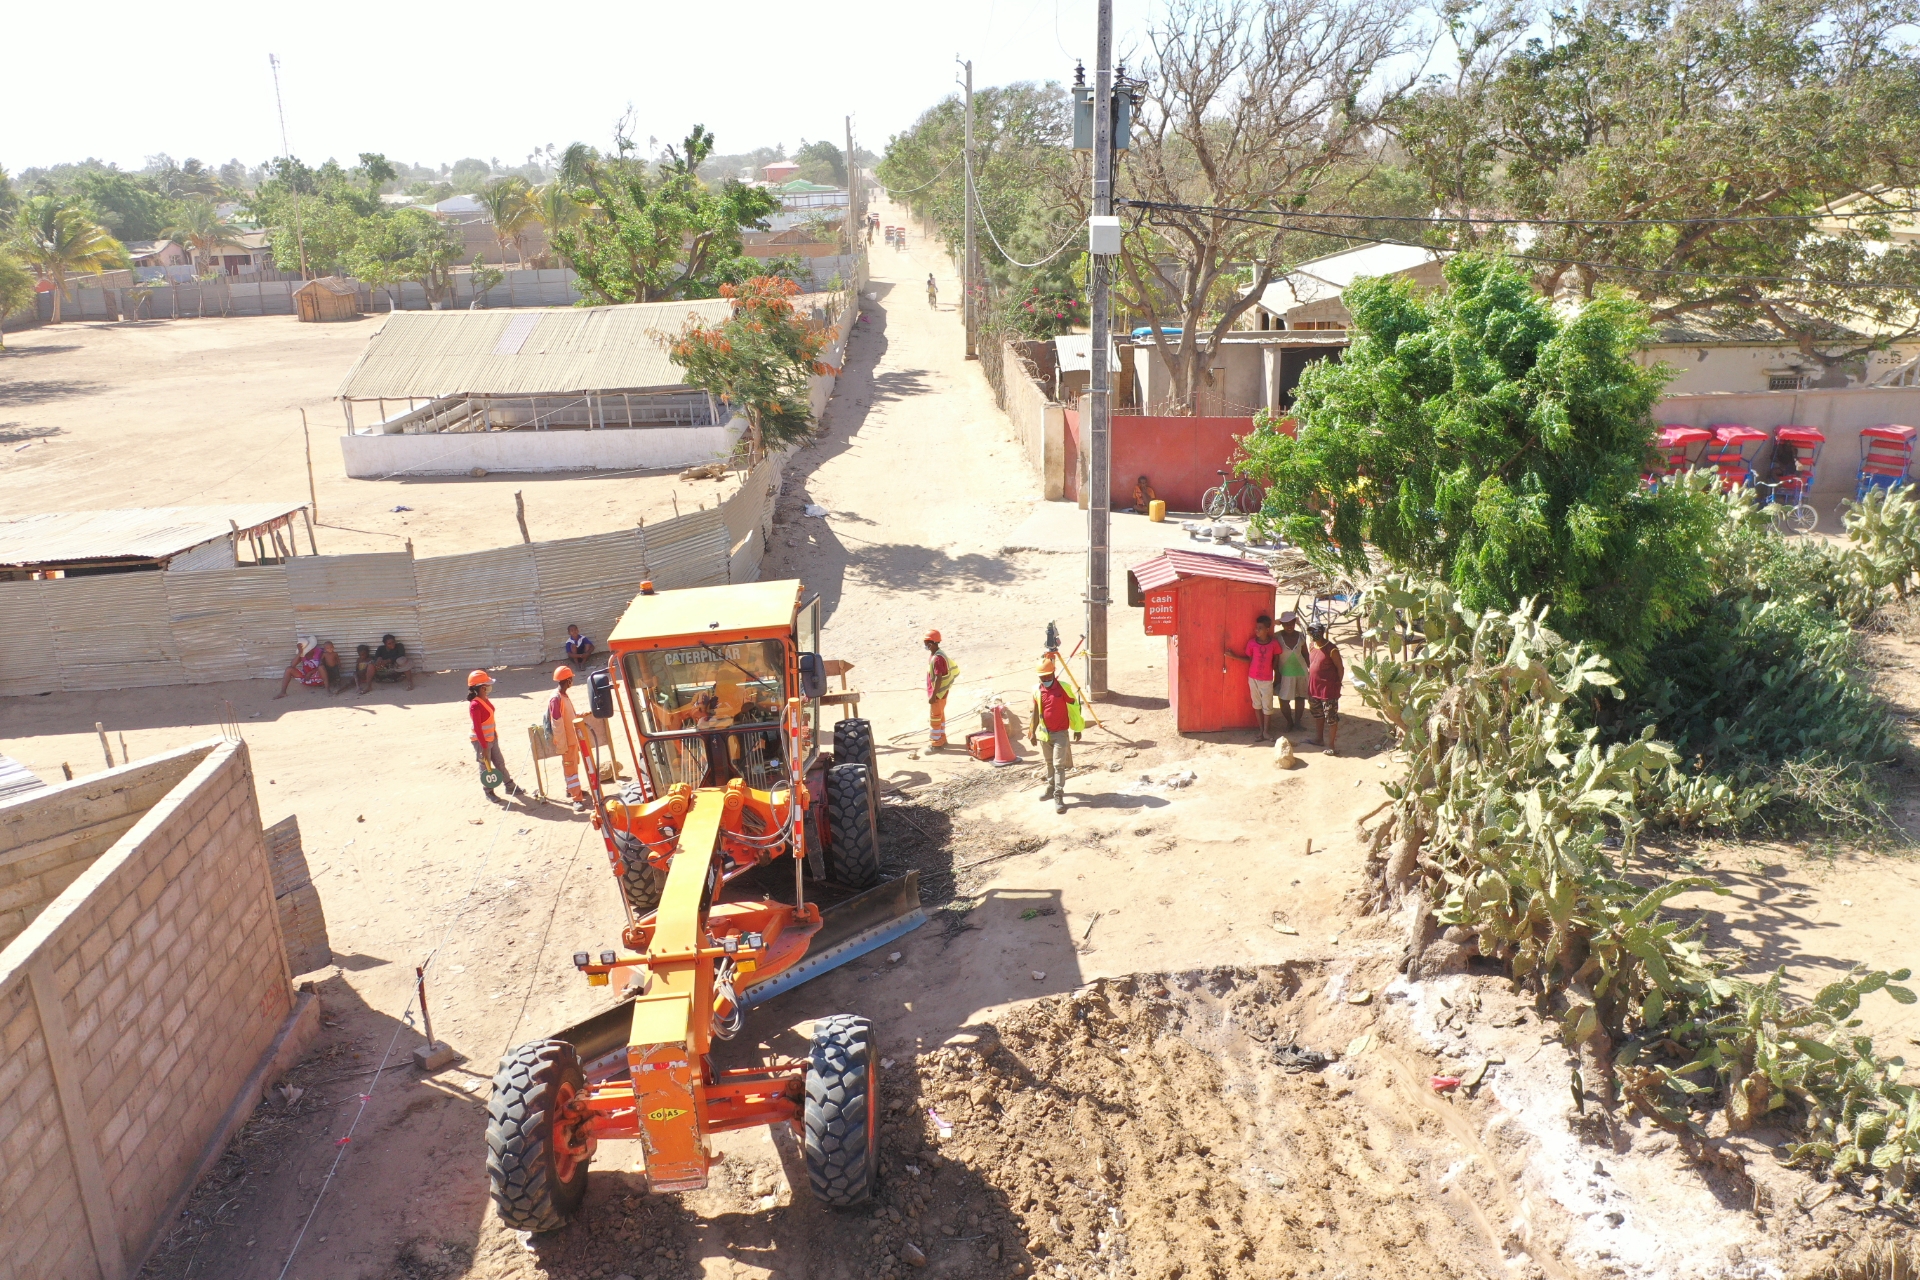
left=924, top=630, right=960, bottom=749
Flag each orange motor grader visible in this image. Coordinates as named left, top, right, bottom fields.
left=485, top=579, right=922, bottom=1231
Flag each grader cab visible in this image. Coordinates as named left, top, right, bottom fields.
left=485, top=579, right=921, bottom=1230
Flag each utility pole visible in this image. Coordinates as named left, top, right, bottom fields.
left=269, top=54, right=309, bottom=279
left=958, top=57, right=978, bottom=361
left=845, top=114, right=861, bottom=268
left=1085, top=0, right=1114, bottom=697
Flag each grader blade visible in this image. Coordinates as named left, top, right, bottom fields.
left=546, top=871, right=925, bottom=1074
left=742, top=871, right=926, bottom=1008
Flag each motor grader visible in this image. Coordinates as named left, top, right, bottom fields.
left=485, top=578, right=921, bottom=1230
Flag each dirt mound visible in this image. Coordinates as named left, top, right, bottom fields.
left=861, top=964, right=1508, bottom=1280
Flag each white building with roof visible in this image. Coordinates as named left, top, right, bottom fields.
left=1244, top=243, right=1447, bottom=330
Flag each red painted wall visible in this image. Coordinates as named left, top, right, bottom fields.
left=1064, top=411, right=1295, bottom=512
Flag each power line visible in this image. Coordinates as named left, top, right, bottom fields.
left=879, top=153, right=963, bottom=196
left=1121, top=197, right=1920, bottom=230
left=1130, top=201, right=1920, bottom=293
left=967, top=151, right=1082, bottom=268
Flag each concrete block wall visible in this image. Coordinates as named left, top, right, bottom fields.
left=0, top=753, right=207, bottom=949
left=0, top=738, right=293, bottom=1280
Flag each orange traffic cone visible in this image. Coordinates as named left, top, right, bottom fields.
left=990, top=702, right=1017, bottom=767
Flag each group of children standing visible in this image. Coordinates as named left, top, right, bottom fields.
left=1227, top=610, right=1343, bottom=752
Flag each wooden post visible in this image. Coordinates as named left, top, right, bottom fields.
left=95, top=723, right=113, bottom=769
left=405, top=537, right=414, bottom=557
left=229, top=518, right=241, bottom=565
left=60, top=763, right=72, bottom=781
left=118, top=732, right=129, bottom=764
left=514, top=490, right=531, bottom=544
left=301, top=408, right=318, bottom=520
left=302, top=505, right=318, bottom=554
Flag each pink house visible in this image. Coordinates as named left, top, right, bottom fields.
left=761, top=160, right=800, bottom=184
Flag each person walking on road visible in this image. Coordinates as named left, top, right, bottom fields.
left=548, top=665, right=590, bottom=811
left=1224, top=613, right=1283, bottom=741
left=467, top=671, right=524, bottom=802
left=1028, top=657, right=1081, bottom=814
left=926, top=273, right=938, bottom=308
left=924, top=630, right=960, bottom=749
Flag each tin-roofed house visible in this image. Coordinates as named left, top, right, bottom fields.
left=333, top=300, right=748, bottom=476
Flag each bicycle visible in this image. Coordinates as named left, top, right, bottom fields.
left=1201, top=469, right=1264, bottom=520
left=1753, top=478, right=1819, bottom=535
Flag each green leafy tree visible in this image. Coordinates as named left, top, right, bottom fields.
left=1394, top=0, right=1920, bottom=367
left=1241, top=255, right=1722, bottom=665
left=249, top=157, right=381, bottom=276
left=358, top=152, right=398, bottom=195
left=449, top=157, right=491, bottom=191
left=0, top=247, right=34, bottom=349
left=792, top=139, right=847, bottom=188
left=347, top=206, right=464, bottom=308
left=70, top=169, right=170, bottom=240
left=11, top=196, right=127, bottom=322
left=552, top=126, right=779, bottom=302
left=163, top=199, right=249, bottom=273
left=476, top=176, right=535, bottom=265
left=668, top=275, right=837, bottom=459
left=0, top=167, right=20, bottom=227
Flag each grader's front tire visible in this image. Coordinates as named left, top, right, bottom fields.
left=825, top=763, right=882, bottom=889
left=804, top=1014, right=878, bottom=1207
left=487, top=1039, right=591, bottom=1232
left=613, top=829, right=667, bottom=917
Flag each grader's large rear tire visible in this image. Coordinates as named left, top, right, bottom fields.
left=833, top=717, right=876, bottom=773
left=486, top=1039, right=591, bottom=1232
left=804, top=1015, right=878, bottom=1207
left=825, top=763, right=882, bottom=889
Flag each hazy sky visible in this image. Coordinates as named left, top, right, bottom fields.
left=8, top=0, right=1158, bottom=174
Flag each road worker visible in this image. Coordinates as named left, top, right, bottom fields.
left=924, top=630, right=960, bottom=749
left=1027, top=656, right=1081, bottom=814
left=549, top=665, right=590, bottom=812
left=467, top=671, right=524, bottom=802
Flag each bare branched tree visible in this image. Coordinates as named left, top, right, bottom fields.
left=1119, top=0, right=1424, bottom=412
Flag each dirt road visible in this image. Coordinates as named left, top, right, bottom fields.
left=6, top=207, right=1916, bottom=1280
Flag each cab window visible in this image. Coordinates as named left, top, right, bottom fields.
left=624, top=641, right=787, bottom=736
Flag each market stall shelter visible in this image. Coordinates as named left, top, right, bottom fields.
left=1127, top=549, right=1278, bottom=733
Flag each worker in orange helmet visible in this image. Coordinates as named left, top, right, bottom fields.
left=923, top=629, right=960, bottom=750
left=467, top=670, right=524, bottom=802
left=548, top=665, right=590, bottom=812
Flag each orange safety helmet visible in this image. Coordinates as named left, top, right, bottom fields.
left=1036, top=655, right=1056, bottom=674
left=553, top=665, right=575, bottom=682
left=466, top=669, right=493, bottom=688
left=924, top=629, right=942, bottom=644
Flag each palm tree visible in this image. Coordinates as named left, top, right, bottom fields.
left=475, top=176, right=535, bottom=266
left=0, top=248, right=34, bottom=349
left=163, top=199, right=250, bottom=274
left=12, top=196, right=125, bottom=323
left=529, top=180, right=580, bottom=266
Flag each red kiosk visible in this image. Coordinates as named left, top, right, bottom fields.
left=1127, top=549, right=1278, bottom=732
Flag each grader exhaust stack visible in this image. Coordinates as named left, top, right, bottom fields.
left=485, top=580, right=921, bottom=1229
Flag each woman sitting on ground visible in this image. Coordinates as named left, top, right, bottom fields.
left=275, top=640, right=342, bottom=698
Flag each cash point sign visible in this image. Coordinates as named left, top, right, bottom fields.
left=1143, top=588, right=1178, bottom=636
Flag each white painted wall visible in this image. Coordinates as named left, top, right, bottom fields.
left=1640, top=342, right=1920, bottom=395
left=339, top=424, right=740, bottom=478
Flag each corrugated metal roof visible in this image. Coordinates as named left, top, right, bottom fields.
left=335, top=300, right=736, bottom=400
left=1054, top=335, right=1124, bottom=374
left=1131, top=549, right=1276, bottom=592
left=1252, top=243, right=1444, bottom=314
left=0, top=754, right=46, bottom=802
left=0, top=503, right=308, bottom=568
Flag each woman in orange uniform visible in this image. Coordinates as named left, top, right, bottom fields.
left=468, top=670, right=524, bottom=802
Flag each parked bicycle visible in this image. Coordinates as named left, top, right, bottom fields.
left=1201, top=469, right=1264, bottom=520
left=1753, top=479, right=1819, bottom=535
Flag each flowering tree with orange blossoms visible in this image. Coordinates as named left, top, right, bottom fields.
left=668, top=276, right=839, bottom=460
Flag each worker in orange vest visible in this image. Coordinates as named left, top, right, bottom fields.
left=467, top=670, right=524, bottom=802
left=924, top=630, right=960, bottom=749
left=548, top=665, right=590, bottom=812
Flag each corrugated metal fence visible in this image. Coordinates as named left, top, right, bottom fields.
left=0, top=475, right=783, bottom=697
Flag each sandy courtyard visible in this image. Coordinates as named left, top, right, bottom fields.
left=0, top=311, right=751, bottom=559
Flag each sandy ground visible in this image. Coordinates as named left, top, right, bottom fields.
left=0, top=313, right=752, bottom=559
left=3, top=206, right=1918, bottom=1280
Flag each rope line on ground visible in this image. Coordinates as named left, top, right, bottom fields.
left=275, top=813, right=511, bottom=1280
